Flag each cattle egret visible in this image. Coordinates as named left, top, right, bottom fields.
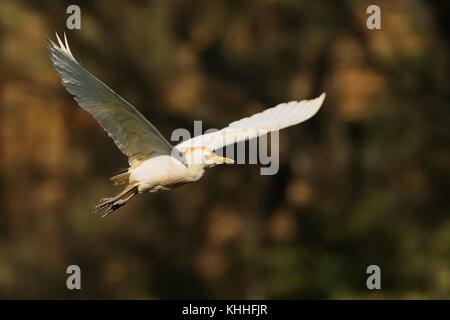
left=48, top=33, right=325, bottom=216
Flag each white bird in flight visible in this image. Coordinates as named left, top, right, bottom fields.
left=48, top=33, right=325, bottom=216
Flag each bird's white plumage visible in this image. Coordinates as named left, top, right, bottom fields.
left=48, top=33, right=173, bottom=167
left=48, top=33, right=326, bottom=215
left=176, top=93, right=325, bottom=151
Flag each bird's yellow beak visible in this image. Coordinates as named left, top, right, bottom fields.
left=211, top=154, right=235, bottom=165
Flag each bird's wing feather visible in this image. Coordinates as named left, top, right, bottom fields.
left=48, top=33, right=172, bottom=167
left=177, top=93, right=325, bottom=151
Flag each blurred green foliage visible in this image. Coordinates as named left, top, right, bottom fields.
left=0, top=0, right=448, bottom=298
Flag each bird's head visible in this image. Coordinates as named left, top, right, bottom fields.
left=181, top=147, right=234, bottom=168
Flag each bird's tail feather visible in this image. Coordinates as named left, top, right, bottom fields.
left=110, top=170, right=130, bottom=186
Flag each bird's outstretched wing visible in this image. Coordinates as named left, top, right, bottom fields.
left=177, top=93, right=325, bottom=151
left=48, top=33, right=172, bottom=167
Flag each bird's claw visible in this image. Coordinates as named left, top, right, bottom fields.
left=93, top=199, right=120, bottom=217
left=93, top=198, right=113, bottom=215
left=97, top=197, right=113, bottom=205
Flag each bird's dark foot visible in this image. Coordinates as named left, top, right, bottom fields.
left=93, top=198, right=114, bottom=214
left=93, top=197, right=129, bottom=217
left=101, top=201, right=124, bottom=217
left=92, top=184, right=138, bottom=217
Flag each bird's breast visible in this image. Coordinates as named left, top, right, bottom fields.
left=129, top=155, right=205, bottom=193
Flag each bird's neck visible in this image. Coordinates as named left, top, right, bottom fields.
left=184, top=163, right=206, bottom=182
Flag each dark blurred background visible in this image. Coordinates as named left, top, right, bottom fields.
left=0, top=0, right=449, bottom=299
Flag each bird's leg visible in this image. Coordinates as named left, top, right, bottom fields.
left=93, top=184, right=137, bottom=214
left=102, top=188, right=138, bottom=217
left=97, top=186, right=132, bottom=205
